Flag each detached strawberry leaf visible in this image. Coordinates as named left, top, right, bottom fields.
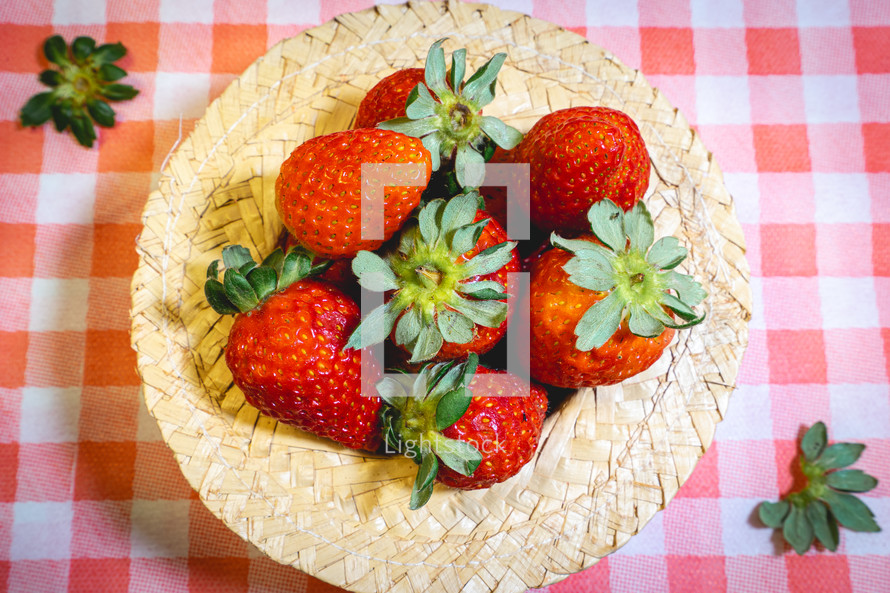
left=757, top=421, right=880, bottom=554
left=22, top=35, right=137, bottom=146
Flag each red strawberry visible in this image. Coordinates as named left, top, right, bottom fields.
left=511, top=106, right=650, bottom=233
left=529, top=199, right=706, bottom=388
left=354, top=68, right=427, bottom=129
left=205, top=245, right=381, bottom=450
left=275, top=128, right=432, bottom=260
left=377, top=39, right=522, bottom=189
left=347, top=191, right=519, bottom=363
left=377, top=354, right=548, bottom=508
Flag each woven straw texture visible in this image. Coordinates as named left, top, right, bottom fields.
left=129, top=2, right=751, bottom=591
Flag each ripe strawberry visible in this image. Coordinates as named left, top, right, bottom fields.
left=354, top=68, right=427, bottom=129
left=347, top=191, right=519, bottom=363
left=377, top=354, right=548, bottom=508
left=510, top=106, right=650, bottom=233
left=204, top=245, right=381, bottom=450
left=529, top=199, right=706, bottom=388
left=275, top=127, right=432, bottom=260
left=379, top=39, right=522, bottom=188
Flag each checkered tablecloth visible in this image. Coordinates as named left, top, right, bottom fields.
left=1, top=0, right=888, bottom=592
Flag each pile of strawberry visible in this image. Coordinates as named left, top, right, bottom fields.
left=204, top=40, right=706, bottom=509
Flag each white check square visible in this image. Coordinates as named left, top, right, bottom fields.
left=586, top=0, right=639, bottom=27
left=829, top=384, right=890, bottom=441
left=691, top=0, right=745, bottom=27
left=130, top=500, right=190, bottom=558
left=819, top=277, right=879, bottom=329
left=804, top=76, right=861, bottom=123
left=159, top=0, right=213, bottom=23
left=696, top=76, right=751, bottom=125
left=11, top=501, right=73, bottom=560
left=52, top=0, right=106, bottom=25
left=813, top=173, right=872, bottom=224
left=36, top=174, right=96, bottom=225
left=153, top=72, right=211, bottom=120
left=19, top=387, right=82, bottom=443
left=29, top=278, right=90, bottom=332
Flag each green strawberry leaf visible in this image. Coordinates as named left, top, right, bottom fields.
left=222, top=245, right=253, bottom=270
left=820, top=489, right=881, bottom=533
left=71, top=36, right=96, bottom=63
left=587, top=199, right=626, bottom=253
left=825, top=469, right=878, bottom=493
left=431, top=434, right=482, bottom=477
left=448, top=294, right=507, bottom=329
left=51, top=99, right=74, bottom=132
left=623, top=201, right=654, bottom=253
left=408, top=323, right=445, bottom=363
left=758, top=500, right=790, bottom=528
left=246, top=266, right=278, bottom=302
left=479, top=115, right=523, bottom=150
left=575, top=291, right=625, bottom=351
left=460, top=241, right=516, bottom=277
left=375, top=376, right=408, bottom=410
left=39, top=69, right=62, bottom=87
left=87, top=99, right=115, bottom=128
left=69, top=112, right=96, bottom=147
left=97, top=63, right=127, bottom=82
left=435, top=387, right=472, bottom=430
left=783, top=504, right=815, bottom=555
left=801, top=421, right=828, bottom=462
left=423, top=38, right=449, bottom=96
left=628, top=302, right=664, bottom=338
left=409, top=452, right=438, bottom=510
left=279, top=248, right=311, bottom=288
left=204, top=279, right=238, bottom=315
left=20, top=92, right=55, bottom=127
left=806, top=500, right=839, bottom=552
left=394, top=307, right=422, bottom=346
left=450, top=218, right=488, bottom=256
left=450, top=47, right=466, bottom=91
left=345, top=300, right=401, bottom=350
left=455, top=143, right=486, bottom=188
left=456, top=280, right=507, bottom=301
left=437, top=309, right=474, bottom=344
left=223, top=268, right=259, bottom=313
left=43, top=35, right=68, bottom=66
left=463, top=53, right=506, bottom=107
left=100, top=83, right=139, bottom=101
left=353, top=250, right=400, bottom=291
left=421, top=134, right=443, bottom=171
left=261, top=248, right=285, bottom=278
left=440, top=193, right=478, bottom=236
left=664, top=270, right=708, bottom=307
left=91, top=42, right=127, bottom=64
left=816, top=443, right=865, bottom=471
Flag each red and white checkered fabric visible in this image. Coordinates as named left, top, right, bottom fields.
left=1, top=0, right=888, bottom=591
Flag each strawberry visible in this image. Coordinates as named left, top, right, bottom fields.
left=377, top=354, right=548, bottom=508
left=354, top=68, right=427, bottom=129
left=275, top=127, right=432, bottom=260
left=379, top=39, right=522, bottom=189
left=510, top=106, right=650, bottom=233
left=529, top=199, right=706, bottom=388
left=347, top=191, right=519, bottom=363
left=204, top=245, right=381, bottom=450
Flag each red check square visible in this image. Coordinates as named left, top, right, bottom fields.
left=0, top=332, right=29, bottom=388
left=747, top=28, right=802, bottom=75
left=211, top=24, right=267, bottom=75
left=753, top=125, right=811, bottom=172
left=91, top=224, right=141, bottom=277
left=875, top=225, right=890, bottom=275
left=641, top=27, right=695, bottom=75
left=675, top=445, right=720, bottom=498
left=826, top=329, right=889, bottom=384
left=106, top=23, right=159, bottom=73
left=0, top=222, right=37, bottom=278
left=666, top=556, right=727, bottom=592
left=74, top=441, right=136, bottom=501
left=78, top=387, right=140, bottom=442
left=69, top=558, right=130, bottom=593
left=760, top=224, right=817, bottom=277
left=767, top=329, right=828, bottom=384
left=97, top=120, right=155, bottom=173
left=188, top=557, right=250, bottom=593
left=83, top=330, right=139, bottom=387
left=0, top=25, right=54, bottom=73
left=863, top=123, right=890, bottom=172
left=786, top=555, right=852, bottom=593
left=853, top=27, right=890, bottom=73
left=0, top=123, right=44, bottom=174
left=0, top=443, right=18, bottom=502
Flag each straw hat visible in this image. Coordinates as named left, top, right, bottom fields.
left=130, top=2, right=751, bottom=591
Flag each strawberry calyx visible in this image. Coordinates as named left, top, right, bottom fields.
left=378, top=38, right=522, bottom=189
left=377, top=354, right=483, bottom=509
left=552, top=199, right=707, bottom=351
left=204, top=245, right=331, bottom=315
left=346, top=192, right=517, bottom=362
